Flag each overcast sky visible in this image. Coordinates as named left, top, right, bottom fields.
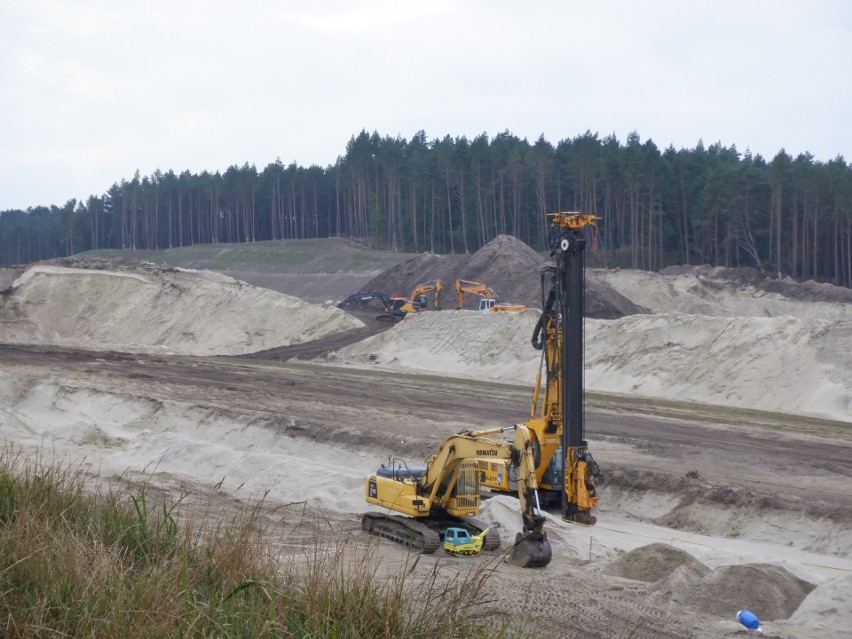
left=1, top=0, right=850, bottom=211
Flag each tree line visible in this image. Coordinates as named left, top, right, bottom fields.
left=1, top=129, right=851, bottom=287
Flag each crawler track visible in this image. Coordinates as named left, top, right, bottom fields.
left=360, top=512, right=502, bottom=555
left=462, top=516, right=501, bottom=551
left=361, top=512, right=442, bottom=553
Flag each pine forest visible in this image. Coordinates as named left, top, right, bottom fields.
left=1, top=129, right=851, bottom=287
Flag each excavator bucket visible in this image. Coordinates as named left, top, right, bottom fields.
left=506, top=531, right=552, bottom=568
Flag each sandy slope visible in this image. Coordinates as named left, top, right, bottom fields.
left=3, top=356, right=850, bottom=639
left=1, top=258, right=851, bottom=638
left=4, top=259, right=846, bottom=418
left=0, top=264, right=362, bottom=356
left=330, top=308, right=851, bottom=422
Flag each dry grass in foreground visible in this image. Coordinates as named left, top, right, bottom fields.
left=0, top=448, right=532, bottom=639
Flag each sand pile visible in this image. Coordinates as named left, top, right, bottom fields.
left=330, top=308, right=852, bottom=420
left=593, top=266, right=852, bottom=321
left=361, top=234, right=645, bottom=318
left=0, top=372, right=373, bottom=513
left=584, top=312, right=851, bottom=418
left=0, top=261, right=363, bottom=356
left=660, top=265, right=852, bottom=305
left=330, top=310, right=540, bottom=381
left=790, top=575, right=852, bottom=634
left=672, top=563, right=815, bottom=620
left=606, top=544, right=816, bottom=622
left=605, top=542, right=708, bottom=583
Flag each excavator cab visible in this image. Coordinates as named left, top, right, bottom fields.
left=478, top=298, right=497, bottom=311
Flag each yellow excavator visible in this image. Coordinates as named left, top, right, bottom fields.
left=361, top=423, right=553, bottom=568
left=477, top=213, right=601, bottom=525
left=379, top=279, right=443, bottom=322
left=454, top=279, right=526, bottom=312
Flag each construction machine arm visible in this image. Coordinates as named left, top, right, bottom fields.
left=337, top=291, right=395, bottom=312
left=509, top=424, right=548, bottom=537
left=419, top=425, right=550, bottom=566
left=546, top=212, right=601, bottom=524
left=454, top=279, right=498, bottom=309
left=406, top=279, right=443, bottom=310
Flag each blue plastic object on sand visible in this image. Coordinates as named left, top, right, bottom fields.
left=736, top=609, right=762, bottom=631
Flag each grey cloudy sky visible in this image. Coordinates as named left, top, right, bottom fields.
left=1, top=0, right=850, bottom=211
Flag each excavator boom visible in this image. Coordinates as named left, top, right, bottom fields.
left=455, top=279, right=498, bottom=309
left=362, top=424, right=552, bottom=567
left=407, top=279, right=443, bottom=310
left=455, top=278, right=526, bottom=312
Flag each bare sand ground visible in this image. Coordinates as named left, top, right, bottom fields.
left=1, top=257, right=850, bottom=638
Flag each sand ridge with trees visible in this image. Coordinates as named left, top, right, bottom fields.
left=2, top=130, right=851, bottom=293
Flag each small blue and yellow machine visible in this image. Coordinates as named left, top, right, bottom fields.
left=443, top=527, right=489, bottom=555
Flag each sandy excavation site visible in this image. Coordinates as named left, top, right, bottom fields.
left=1, top=236, right=851, bottom=639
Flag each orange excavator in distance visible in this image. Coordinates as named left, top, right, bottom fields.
left=338, top=279, right=443, bottom=323
left=382, top=279, right=442, bottom=322
left=454, top=279, right=526, bottom=312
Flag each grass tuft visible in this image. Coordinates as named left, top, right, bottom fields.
left=0, top=448, right=517, bottom=638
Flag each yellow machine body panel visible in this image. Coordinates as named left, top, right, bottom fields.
left=362, top=426, right=552, bottom=567
left=365, top=459, right=481, bottom=519
left=476, top=458, right=513, bottom=491
left=365, top=474, right=430, bottom=517
left=565, top=455, right=599, bottom=511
